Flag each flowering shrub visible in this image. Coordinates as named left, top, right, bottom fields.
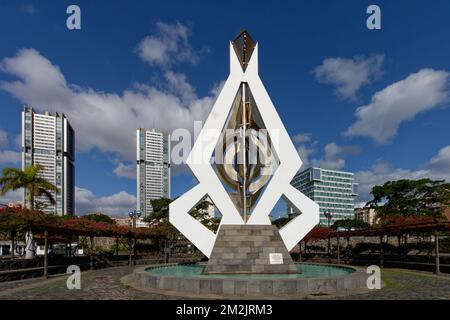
left=376, top=215, right=446, bottom=228
left=0, top=207, right=169, bottom=239
left=303, top=226, right=332, bottom=241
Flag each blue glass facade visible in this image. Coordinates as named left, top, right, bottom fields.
left=290, top=167, right=358, bottom=226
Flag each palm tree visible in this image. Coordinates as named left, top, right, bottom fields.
left=0, top=165, right=58, bottom=210
left=0, top=165, right=58, bottom=259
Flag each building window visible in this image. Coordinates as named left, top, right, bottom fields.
left=312, top=168, right=321, bottom=181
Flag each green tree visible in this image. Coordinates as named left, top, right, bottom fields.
left=0, top=165, right=58, bottom=211
left=143, top=197, right=218, bottom=230
left=189, top=199, right=219, bottom=232
left=143, top=197, right=173, bottom=222
left=0, top=165, right=58, bottom=259
left=367, top=179, right=450, bottom=219
left=83, top=212, right=116, bottom=224
left=272, top=217, right=290, bottom=228
left=331, top=219, right=370, bottom=231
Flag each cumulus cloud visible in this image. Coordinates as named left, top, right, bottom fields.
left=425, top=145, right=450, bottom=172
left=0, top=150, right=21, bottom=165
left=292, top=133, right=318, bottom=169
left=314, top=55, right=384, bottom=100
left=311, top=142, right=361, bottom=170
left=136, top=21, right=200, bottom=67
left=0, top=129, right=7, bottom=148
left=0, top=48, right=216, bottom=164
left=292, top=133, right=312, bottom=144
left=292, top=135, right=360, bottom=171
left=20, top=4, right=37, bottom=15
left=355, top=145, right=450, bottom=203
left=0, top=188, right=22, bottom=205
left=0, top=128, right=21, bottom=164
left=113, top=163, right=136, bottom=179
left=75, top=186, right=136, bottom=216
left=164, top=70, right=197, bottom=102
left=345, top=69, right=450, bottom=144
left=14, top=134, right=21, bottom=148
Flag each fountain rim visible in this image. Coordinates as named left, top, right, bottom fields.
left=125, top=262, right=371, bottom=299
left=144, top=262, right=358, bottom=280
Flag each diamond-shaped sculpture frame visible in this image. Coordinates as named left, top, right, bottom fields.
left=169, top=41, right=320, bottom=258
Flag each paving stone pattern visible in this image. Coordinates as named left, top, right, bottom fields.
left=0, top=267, right=449, bottom=299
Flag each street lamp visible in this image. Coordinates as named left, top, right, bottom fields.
left=128, top=210, right=142, bottom=229
left=324, top=210, right=333, bottom=227
left=128, top=210, right=141, bottom=266
left=324, top=210, right=333, bottom=263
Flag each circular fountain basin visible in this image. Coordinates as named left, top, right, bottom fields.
left=127, top=263, right=369, bottom=298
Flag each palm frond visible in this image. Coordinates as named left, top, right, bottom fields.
left=36, top=188, right=56, bottom=205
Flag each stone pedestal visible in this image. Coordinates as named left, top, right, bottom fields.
left=203, top=224, right=297, bottom=274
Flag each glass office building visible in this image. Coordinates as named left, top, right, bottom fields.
left=289, top=167, right=358, bottom=226
left=136, top=128, right=171, bottom=216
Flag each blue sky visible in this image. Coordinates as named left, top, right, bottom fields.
left=0, top=0, right=449, bottom=217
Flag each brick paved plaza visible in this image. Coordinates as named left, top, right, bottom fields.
left=0, top=266, right=449, bottom=300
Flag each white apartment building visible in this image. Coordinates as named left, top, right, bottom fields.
left=22, top=107, right=75, bottom=215
left=136, top=128, right=170, bottom=216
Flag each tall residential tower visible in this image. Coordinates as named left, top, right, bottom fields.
left=136, top=129, right=170, bottom=216
left=22, top=107, right=75, bottom=215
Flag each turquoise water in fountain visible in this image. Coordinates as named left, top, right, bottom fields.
left=146, top=263, right=354, bottom=279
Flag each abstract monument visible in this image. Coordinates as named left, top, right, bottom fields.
left=169, top=30, right=320, bottom=274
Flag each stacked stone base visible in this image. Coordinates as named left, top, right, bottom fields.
left=203, top=224, right=297, bottom=274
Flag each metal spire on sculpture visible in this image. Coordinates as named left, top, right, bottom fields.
left=215, top=30, right=275, bottom=223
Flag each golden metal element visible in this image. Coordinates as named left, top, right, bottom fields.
left=214, top=32, right=278, bottom=221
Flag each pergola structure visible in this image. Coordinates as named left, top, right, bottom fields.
left=0, top=207, right=170, bottom=278
left=302, top=220, right=450, bottom=274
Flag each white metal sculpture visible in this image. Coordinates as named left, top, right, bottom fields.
left=169, top=31, right=319, bottom=258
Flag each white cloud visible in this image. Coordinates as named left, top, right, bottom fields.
left=0, top=129, right=8, bottom=148
left=345, top=69, right=450, bottom=144
left=292, top=133, right=312, bottom=144
left=311, top=142, right=361, bottom=170
left=113, top=163, right=135, bottom=179
left=20, top=4, right=37, bottom=15
left=355, top=145, right=450, bottom=203
left=292, top=135, right=360, bottom=172
left=0, top=150, right=21, bottom=164
left=136, top=21, right=199, bottom=67
left=426, top=145, right=450, bottom=173
left=0, top=188, right=22, bottom=205
left=14, top=134, right=22, bottom=148
left=292, top=133, right=318, bottom=170
left=296, top=145, right=312, bottom=169
left=75, top=186, right=136, bottom=216
left=314, top=55, right=384, bottom=100
left=164, top=70, right=197, bottom=102
left=0, top=48, right=216, bottom=163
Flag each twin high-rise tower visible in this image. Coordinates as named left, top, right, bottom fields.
left=136, top=128, right=171, bottom=216
left=21, top=108, right=171, bottom=217
left=22, top=107, right=75, bottom=215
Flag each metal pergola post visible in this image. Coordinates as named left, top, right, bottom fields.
left=128, top=237, right=133, bottom=267
left=337, top=236, right=340, bottom=265
left=43, top=230, right=49, bottom=279
left=379, top=236, right=384, bottom=268
left=90, top=236, right=94, bottom=271
left=327, top=236, right=331, bottom=264
left=435, top=230, right=440, bottom=275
